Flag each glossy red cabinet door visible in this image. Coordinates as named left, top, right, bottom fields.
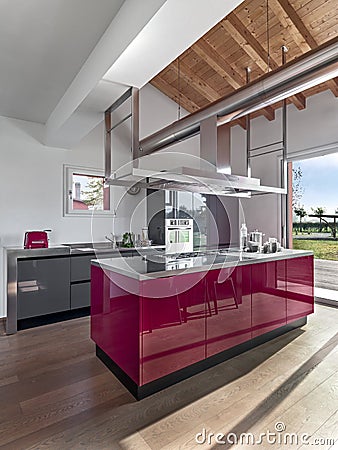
left=206, top=265, right=251, bottom=358
left=141, top=271, right=206, bottom=385
left=91, top=266, right=140, bottom=384
left=251, top=260, right=287, bottom=338
left=286, top=256, right=314, bottom=323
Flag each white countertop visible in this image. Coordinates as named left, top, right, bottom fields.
left=91, top=249, right=313, bottom=281
left=4, top=244, right=165, bottom=258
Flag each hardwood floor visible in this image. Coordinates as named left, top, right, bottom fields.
left=0, top=306, right=337, bottom=449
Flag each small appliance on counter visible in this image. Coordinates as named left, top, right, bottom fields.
left=24, top=229, right=51, bottom=249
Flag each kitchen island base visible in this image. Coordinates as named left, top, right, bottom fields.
left=91, top=251, right=314, bottom=400
left=96, top=317, right=307, bottom=400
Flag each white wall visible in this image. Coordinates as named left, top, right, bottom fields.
left=0, top=117, right=112, bottom=243
left=231, top=90, right=338, bottom=241
left=0, top=117, right=114, bottom=317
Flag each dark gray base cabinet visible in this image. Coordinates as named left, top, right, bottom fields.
left=17, top=249, right=138, bottom=323
left=70, top=283, right=90, bottom=309
left=17, top=257, right=70, bottom=319
left=69, top=250, right=136, bottom=310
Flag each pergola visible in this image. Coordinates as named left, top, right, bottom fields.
left=308, top=215, right=338, bottom=239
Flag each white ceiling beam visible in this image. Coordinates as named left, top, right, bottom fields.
left=103, top=0, right=245, bottom=88
left=45, top=0, right=245, bottom=148
left=44, top=0, right=167, bottom=146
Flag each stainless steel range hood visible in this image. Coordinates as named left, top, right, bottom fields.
left=105, top=38, right=338, bottom=197
left=108, top=165, right=286, bottom=197
left=108, top=114, right=285, bottom=196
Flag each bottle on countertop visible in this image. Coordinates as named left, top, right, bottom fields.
left=240, top=223, right=248, bottom=250
left=142, top=227, right=148, bottom=241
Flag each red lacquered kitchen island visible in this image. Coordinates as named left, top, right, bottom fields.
left=91, top=249, right=314, bottom=399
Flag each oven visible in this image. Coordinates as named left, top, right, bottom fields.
left=165, top=219, right=193, bottom=254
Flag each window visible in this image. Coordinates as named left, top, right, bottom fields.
left=63, top=165, right=112, bottom=216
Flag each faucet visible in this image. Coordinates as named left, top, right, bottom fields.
left=105, top=233, right=116, bottom=248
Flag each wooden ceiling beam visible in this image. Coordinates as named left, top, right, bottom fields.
left=220, top=19, right=268, bottom=72
left=224, top=13, right=279, bottom=71
left=223, top=12, right=305, bottom=112
left=234, top=117, right=247, bottom=130
left=171, top=60, right=219, bottom=103
left=327, top=78, right=338, bottom=97
left=150, top=77, right=200, bottom=113
left=269, top=0, right=312, bottom=53
left=276, top=0, right=317, bottom=49
left=271, top=1, right=337, bottom=98
left=193, top=39, right=244, bottom=90
left=291, top=92, right=306, bottom=110
left=261, top=106, right=276, bottom=121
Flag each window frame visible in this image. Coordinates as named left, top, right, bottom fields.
left=63, top=165, right=114, bottom=217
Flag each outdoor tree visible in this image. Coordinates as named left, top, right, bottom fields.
left=311, top=206, right=326, bottom=216
left=81, top=178, right=104, bottom=209
left=311, top=206, right=326, bottom=232
left=294, top=206, right=307, bottom=233
left=292, top=166, right=304, bottom=209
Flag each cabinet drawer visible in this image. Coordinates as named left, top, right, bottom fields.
left=17, top=257, right=70, bottom=319
left=70, top=251, right=135, bottom=282
left=71, top=283, right=90, bottom=309
left=71, top=255, right=94, bottom=282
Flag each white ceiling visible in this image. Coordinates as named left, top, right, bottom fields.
left=0, top=0, right=245, bottom=147
left=0, top=0, right=124, bottom=123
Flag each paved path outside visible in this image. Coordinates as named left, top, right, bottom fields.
left=314, top=259, right=338, bottom=290
left=293, top=233, right=334, bottom=240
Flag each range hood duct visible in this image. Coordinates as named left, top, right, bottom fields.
left=139, top=38, right=338, bottom=155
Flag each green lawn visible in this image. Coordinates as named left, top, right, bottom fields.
left=293, top=239, right=338, bottom=260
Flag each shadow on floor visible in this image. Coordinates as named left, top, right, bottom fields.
left=208, top=331, right=338, bottom=449
left=108, top=327, right=308, bottom=447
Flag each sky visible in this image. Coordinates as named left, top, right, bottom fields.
left=294, top=153, right=338, bottom=215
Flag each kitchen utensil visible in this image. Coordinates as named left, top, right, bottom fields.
left=263, top=242, right=270, bottom=253
left=268, top=237, right=278, bottom=253
left=249, top=230, right=264, bottom=247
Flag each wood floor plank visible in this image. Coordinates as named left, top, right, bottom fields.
left=157, top=317, right=338, bottom=449
left=298, top=410, right=338, bottom=450
left=20, top=372, right=116, bottom=415
left=253, top=372, right=338, bottom=450
left=0, top=305, right=336, bottom=449
left=3, top=393, right=132, bottom=450
left=0, top=380, right=129, bottom=446
left=0, top=374, right=18, bottom=388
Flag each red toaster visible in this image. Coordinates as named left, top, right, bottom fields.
left=24, top=231, right=49, bottom=249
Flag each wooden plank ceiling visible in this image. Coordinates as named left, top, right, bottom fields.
left=151, top=0, right=338, bottom=129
